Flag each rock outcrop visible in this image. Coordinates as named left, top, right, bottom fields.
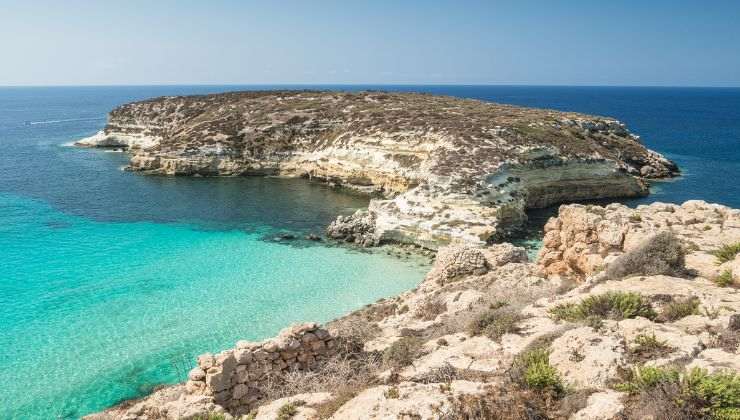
left=87, top=201, right=740, bottom=420
left=77, top=91, right=678, bottom=249
left=538, top=200, right=740, bottom=282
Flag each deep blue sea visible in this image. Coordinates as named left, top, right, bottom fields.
left=1, top=85, right=739, bottom=419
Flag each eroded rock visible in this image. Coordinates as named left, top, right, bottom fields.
left=78, top=91, right=678, bottom=249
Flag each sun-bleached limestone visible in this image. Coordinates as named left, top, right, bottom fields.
left=570, top=390, right=626, bottom=420
left=549, top=327, right=627, bottom=389
left=687, top=348, right=740, bottom=373
left=78, top=91, right=678, bottom=250
left=252, top=392, right=332, bottom=420
left=330, top=381, right=487, bottom=420
left=398, top=333, right=503, bottom=379
left=617, top=317, right=703, bottom=363
left=82, top=385, right=229, bottom=420
left=538, top=200, right=740, bottom=279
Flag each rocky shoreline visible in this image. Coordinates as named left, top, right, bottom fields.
left=86, top=199, right=740, bottom=419
left=76, top=90, right=678, bottom=250
left=78, top=92, right=740, bottom=419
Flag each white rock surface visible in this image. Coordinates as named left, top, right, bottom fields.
left=549, top=327, right=626, bottom=389
left=570, top=390, right=626, bottom=420
left=330, top=381, right=486, bottom=420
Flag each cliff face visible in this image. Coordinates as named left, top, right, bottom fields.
left=77, top=91, right=678, bottom=249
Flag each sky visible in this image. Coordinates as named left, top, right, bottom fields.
left=1, top=0, right=739, bottom=87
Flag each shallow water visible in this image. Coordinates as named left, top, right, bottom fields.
left=1, top=192, right=430, bottom=419
left=1, top=85, right=738, bottom=418
left=0, top=87, right=432, bottom=419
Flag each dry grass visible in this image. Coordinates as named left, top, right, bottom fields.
left=711, top=242, right=740, bottom=264
left=261, top=350, right=381, bottom=402
left=325, top=314, right=381, bottom=352
left=606, top=232, right=687, bottom=280
left=714, top=270, right=735, bottom=287
left=660, top=296, right=701, bottom=322
left=439, top=385, right=588, bottom=420
left=414, top=296, right=448, bottom=321
left=466, top=307, right=525, bottom=341
left=382, top=337, right=425, bottom=369
left=260, top=324, right=384, bottom=418
left=707, top=328, right=740, bottom=354
left=628, top=332, right=675, bottom=363
left=311, top=388, right=364, bottom=419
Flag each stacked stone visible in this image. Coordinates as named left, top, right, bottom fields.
left=185, top=322, right=336, bottom=413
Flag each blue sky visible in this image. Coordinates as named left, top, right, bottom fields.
left=1, top=0, right=739, bottom=86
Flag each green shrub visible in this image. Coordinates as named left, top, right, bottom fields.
left=715, top=270, right=734, bottom=287
left=549, top=291, right=656, bottom=322
left=606, top=232, right=686, bottom=279
left=633, top=332, right=667, bottom=349
left=383, top=386, right=400, bottom=399
left=277, top=402, right=299, bottom=420
left=616, top=365, right=681, bottom=394
left=383, top=337, right=423, bottom=368
left=661, top=296, right=700, bottom=322
left=512, top=347, right=563, bottom=393
left=686, top=369, right=740, bottom=419
left=194, top=414, right=227, bottom=420
left=629, top=333, right=674, bottom=361
left=413, top=297, right=447, bottom=321
left=466, top=308, right=524, bottom=341
left=711, top=242, right=740, bottom=264
left=617, top=366, right=740, bottom=419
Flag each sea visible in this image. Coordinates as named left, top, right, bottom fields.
left=1, top=85, right=738, bottom=419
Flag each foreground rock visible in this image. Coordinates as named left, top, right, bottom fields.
left=78, top=91, right=677, bottom=249
left=87, top=200, right=739, bottom=419
left=538, top=200, right=740, bottom=283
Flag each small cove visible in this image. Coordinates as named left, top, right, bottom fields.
left=1, top=85, right=738, bottom=419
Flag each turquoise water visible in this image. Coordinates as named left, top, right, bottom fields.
left=1, top=85, right=738, bottom=418
left=0, top=87, right=431, bottom=419
left=1, top=193, right=429, bottom=419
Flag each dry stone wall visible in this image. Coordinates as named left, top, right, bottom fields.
left=184, top=322, right=336, bottom=414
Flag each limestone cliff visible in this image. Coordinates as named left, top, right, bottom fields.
left=77, top=91, right=678, bottom=249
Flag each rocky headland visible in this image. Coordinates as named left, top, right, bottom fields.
left=76, top=91, right=677, bottom=249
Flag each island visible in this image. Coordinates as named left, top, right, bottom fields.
left=76, top=91, right=678, bottom=249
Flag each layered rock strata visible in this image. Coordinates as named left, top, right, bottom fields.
left=77, top=91, right=678, bottom=249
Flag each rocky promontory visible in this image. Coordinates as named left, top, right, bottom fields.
left=87, top=200, right=740, bottom=419
left=77, top=91, right=678, bottom=249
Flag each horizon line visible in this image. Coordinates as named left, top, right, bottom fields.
left=2, top=82, right=740, bottom=89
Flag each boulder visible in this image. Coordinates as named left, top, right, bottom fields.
left=549, top=327, right=626, bottom=389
